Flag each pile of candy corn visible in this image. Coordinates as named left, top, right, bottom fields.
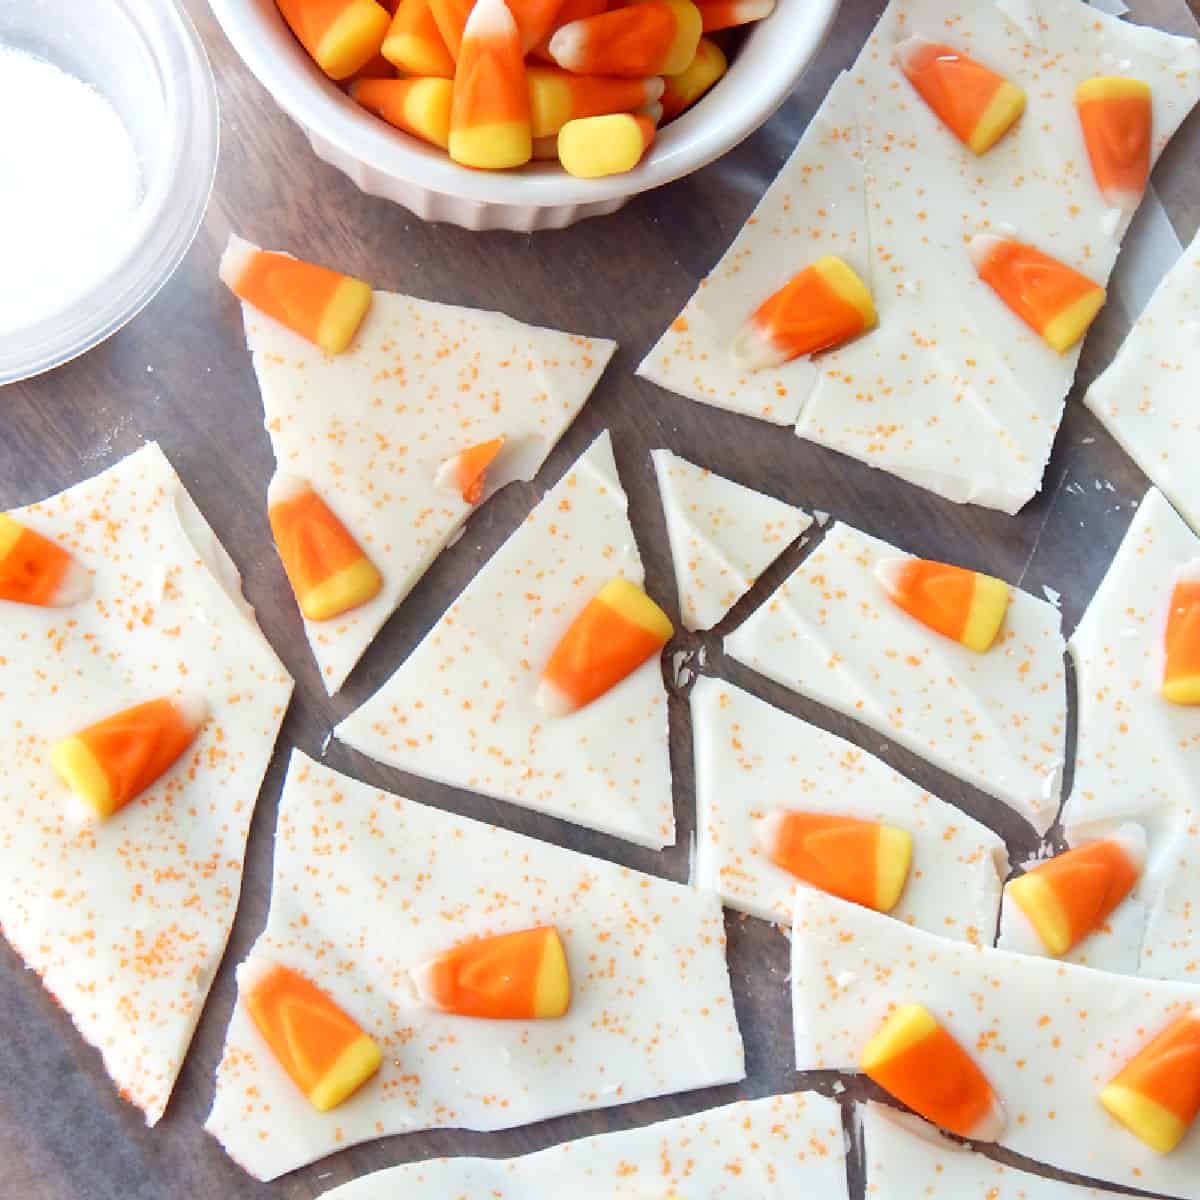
left=274, top=0, right=773, bottom=176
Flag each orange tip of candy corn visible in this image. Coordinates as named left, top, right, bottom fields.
left=1163, top=574, right=1200, bottom=705
left=0, top=513, right=92, bottom=608
left=968, top=234, right=1106, bottom=354
left=50, top=694, right=209, bottom=820
left=536, top=577, right=673, bottom=716
left=732, top=256, right=876, bottom=372
left=875, top=555, right=1011, bottom=653
left=410, top=926, right=571, bottom=1019
left=1100, top=1008, right=1200, bottom=1153
left=757, top=811, right=913, bottom=913
left=240, top=959, right=383, bottom=1111
left=1075, top=76, right=1152, bottom=214
left=1006, top=823, right=1145, bottom=957
left=862, top=1003, right=1006, bottom=1142
left=894, top=35, right=1025, bottom=156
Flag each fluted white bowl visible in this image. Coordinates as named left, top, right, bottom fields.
left=207, top=0, right=839, bottom=230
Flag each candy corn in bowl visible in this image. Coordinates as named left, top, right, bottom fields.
left=206, top=0, right=838, bottom=229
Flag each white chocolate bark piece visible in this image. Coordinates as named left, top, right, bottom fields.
left=1086, top=229, right=1200, bottom=532
left=725, top=522, right=1066, bottom=833
left=0, top=443, right=293, bottom=1124
left=652, top=450, right=811, bottom=631
left=336, top=432, right=674, bottom=849
left=792, top=889, right=1200, bottom=1196
left=861, top=1102, right=1131, bottom=1200
left=318, top=1091, right=846, bottom=1198
left=691, top=677, right=1008, bottom=932
left=205, top=753, right=744, bottom=1180
left=996, top=825, right=1147, bottom=973
left=637, top=71, right=869, bottom=427
left=229, top=235, right=615, bottom=693
left=1061, top=489, right=1200, bottom=981
left=639, top=2, right=1200, bottom=513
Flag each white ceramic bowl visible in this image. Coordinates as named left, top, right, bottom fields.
left=207, top=0, right=839, bottom=230
left=0, top=0, right=219, bottom=386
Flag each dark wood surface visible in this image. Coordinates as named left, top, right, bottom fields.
left=2, top=1, right=1199, bottom=1196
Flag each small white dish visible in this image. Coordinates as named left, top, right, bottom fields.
left=207, top=0, right=840, bottom=230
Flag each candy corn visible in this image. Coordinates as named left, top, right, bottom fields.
left=558, top=112, right=656, bottom=177
left=508, top=0, right=569, bottom=51
left=435, top=437, right=506, bottom=504
left=219, top=236, right=372, bottom=355
left=381, top=0, right=455, bottom=75
left=350, top=77, right=454, bottom=148
left=695, top=0, right=772, bottom=31
left=1076, top=77, right=1152, bottom=213
left=548, top=0, right=702, bottom=77
left=428, top=0, right=473, bottom=55
left=732, top=256, right=876, bottom=371
left=268, top=473, right=383, bottom=622
left=661, top=37, right=726, bottom=120
left=537, top=577, right=673, bottom=716
left=757, top=811, right=913, bottom=913
left=875, top=556, right=1011, bottom=653
left=1006, top=824, right=1145, bottom=957
left=1101, top=1009, right=1200, bottom=1153
left=531, top=0, right=607, bottom=58
left=241, top=960, right=382, bottom=1111
left=1163, top=577, right=1200, bottom=705
left=450, top=0, right=533, bottom=169
left=276, top=0, right=392, bottom=79
left=969, top=235, right=1106, bottom=354
left=411, top=926, right=571, bottom=1019
left=0, top=514, right=90, bottom=608
left=50, top=696, right=208, bottom=820
left=895, top=36, right=1026, bottom=155
left=527, top=66, right=663, bottom=137
left=862, top=1004, right=1006, bottom=1141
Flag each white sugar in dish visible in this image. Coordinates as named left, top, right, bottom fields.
left=0, top=46, right=141, bottom=335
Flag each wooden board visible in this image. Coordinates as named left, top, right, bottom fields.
left=1, top=0, right=1198, bottom=1196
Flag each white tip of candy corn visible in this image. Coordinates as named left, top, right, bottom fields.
left=1103, top=822, right=1148, bottom=875
left=547, top=22, right=587, bottom=70
left=464, top=0, right=519, bottom=38
left=970, top=1094, right=1007, bottom=1144
left=892, top=33, right=934, bottom=73
left=267, top=471, right=311, bottom=508
left=646, top=76, right=666, bottom=102
left=408, top=959, right=440, bottom=1009
left=755, top=809, right=788, bottom=855
left=218, top=233, right=260, bottom=291
left=639, top=100, right=664, bottom=124
left=236, top=955, right=278, bottom=994
left=731, top=320, right=787, bottom=372
left=967, top=233, right=1004, bottom=273
left=172, top=692, right=211, bottom=733
left=535, top=678, right=576, bottom=718
left=873, top=556, right=909, bottom=597
left=49, top=557, right=93, bottom=607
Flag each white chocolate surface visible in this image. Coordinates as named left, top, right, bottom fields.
left=336, top=432, right=675, bottom=849
left=725, top=522, right=1067, bottom=833
left=791, top=888, right=1200, bottom=1196
left=231, top=235, right=615, bottom=693
left=861, top=1102, right=1131, bottom=1199
left=0, top=443, right=293, bottom=1123
left=639, top=1, right=1200, bottom=512
left=1061, top=488, right=1200, bottom=982
left=1085, top=229, right=1200, bottom=533
left=318, top=1092, right=847, bottom=1198
left=652, top=450, right=810, bottom=631
left=205, top=753, right=744, bottom=1180
left=691, top=677, right=1007, bottom=932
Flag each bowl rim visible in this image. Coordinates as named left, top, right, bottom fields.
left=0, top=0, right=220, bottom=387
left=206, top=0, right=840, bottom=209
